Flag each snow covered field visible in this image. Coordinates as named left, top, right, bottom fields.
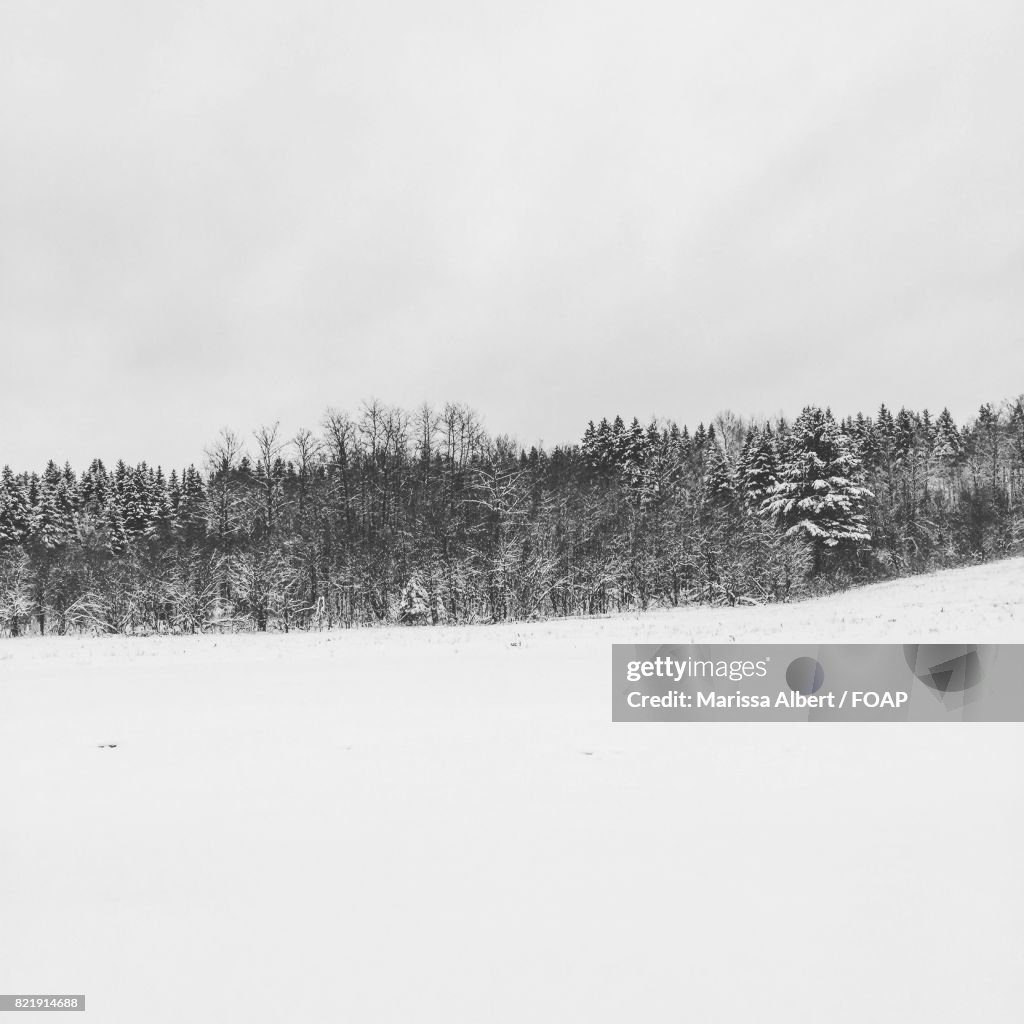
left=2, top=559, right=1023, bottom=1022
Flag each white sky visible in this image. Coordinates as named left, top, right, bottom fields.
left=2, top=0, right=1022, bottom=470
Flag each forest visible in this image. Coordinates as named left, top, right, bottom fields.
left=0, top=397, right=1021, bottom=634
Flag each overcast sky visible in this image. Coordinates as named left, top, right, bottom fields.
left=2, top=0, right=1022, bottom=470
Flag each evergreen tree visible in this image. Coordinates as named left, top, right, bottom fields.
left=178, top=466, right=208, bottom=539
left=104, top=493, right=129, bottom=557
left=0, top=467, right=31, bottom=546
left=933, top=408, right=963, bottom=465
left=149, top=468, right=174, bottom=540
left=33, top=462, right=74, bottom=550
left=80, top=459, right=109, bottom=516
left=739, top=426, right=778, bottom=508
left=973, top=403, right=1002, bottom=491
left=703, top=436, right=736, bottom=505
left=763, top=407, right=872, bottom=563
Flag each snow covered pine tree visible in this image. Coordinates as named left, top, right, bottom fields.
left=762, top=406, right=872, bottom=571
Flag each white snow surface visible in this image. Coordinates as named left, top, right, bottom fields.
left=2, top=558, right=1023, bottom=1023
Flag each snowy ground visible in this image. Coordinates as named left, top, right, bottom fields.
left=2, top=559, right=1023, bottom=1022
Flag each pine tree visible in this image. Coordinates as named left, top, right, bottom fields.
left=974, top=403, right=1002, bottom=491
left=736, top=426, right=757, bottom=483
left=0, top=467, right=31, bottom=546
left=763, top=407, right=872, bottom=564
left=581, top=421, right=598, bottom=467
left=167, top=470, right=182, bottom=516
left=933, top=408, right=963, bottom=465
left=739, top=426, right=778, bottom=508
left=33, top=461, right=74, bottom=549
left=645, top=419, right=662, bottom=457
left=894, top=407, right=919, bottom=462
left=398, top=575, right=431, bottom=623
left=104, top=494, right=129, bottom=556
left=120, top=467, right=150, bottom=538
left=609, top=416, right=626, bottom=467
left=149, top=467, right=174, bottom=540
left=703, top=435, right=736, bottom=505
left=177, top=466, right=208, bottom=544
left=895, top=407, right=924, bottom=504
left=582, top=418, right=615, bottom=474
left=80, top=459, right=109, bottom=517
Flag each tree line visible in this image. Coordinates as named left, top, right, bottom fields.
left=0, top=397, right=1021, bottom=635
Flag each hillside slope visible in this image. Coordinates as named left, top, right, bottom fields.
left=1, top=557, right=1022, bottom=1023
